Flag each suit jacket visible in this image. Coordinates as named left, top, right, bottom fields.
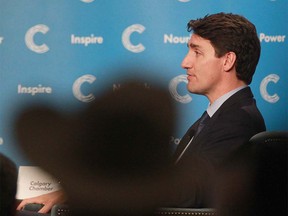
left=170, top=87, right=266, bottom=208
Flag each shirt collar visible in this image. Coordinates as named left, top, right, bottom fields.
left=206, top=85, right=248, bottom=117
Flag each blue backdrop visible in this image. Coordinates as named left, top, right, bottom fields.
left=0, top=0, right=287, bottom=166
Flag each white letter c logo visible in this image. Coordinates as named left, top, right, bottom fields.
left=169, top=75, right=192, bottom=104
left=122, top=24, right=145, bottom=53
left=260, top=74, right=280, bottom=103
left=73, top=74, right=96, bottom=103
left=25, top=24, right=49, bottom=54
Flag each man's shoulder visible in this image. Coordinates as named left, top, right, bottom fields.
left=223, top=87, right=254, bottom=106
left=210, top=99, right=266, bottom=134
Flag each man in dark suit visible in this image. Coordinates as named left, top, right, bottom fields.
left=170, top=13, right=266, bottom=208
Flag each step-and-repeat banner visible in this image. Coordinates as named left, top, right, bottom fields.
left=0, top=0, right=287, bottom=167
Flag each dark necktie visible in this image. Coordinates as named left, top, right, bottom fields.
left=194, top=111, right=210, bottom=137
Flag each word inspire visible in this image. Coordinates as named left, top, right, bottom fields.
left=71, top=34, right=104, bottom=46
left=29, top=181, right=53, bottom=191
left=18, top=84, right=52, bottom=96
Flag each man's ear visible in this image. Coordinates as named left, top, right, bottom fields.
left=223, top=51, right=237, bottom=72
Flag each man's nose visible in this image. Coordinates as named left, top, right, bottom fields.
left=181, top=54, right=192, bottom=69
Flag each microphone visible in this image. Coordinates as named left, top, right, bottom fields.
left=187, top=129, right=195, bottom=140
left=174, top=129, right=195, bottom=164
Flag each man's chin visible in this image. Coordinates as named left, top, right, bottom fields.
left=187, top=87, right=201, bottom=95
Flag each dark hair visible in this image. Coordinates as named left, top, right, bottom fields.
left=187, top=12, right=261, bottom=84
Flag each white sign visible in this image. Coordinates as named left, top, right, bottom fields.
left=16, top=166, right=61, bottom=199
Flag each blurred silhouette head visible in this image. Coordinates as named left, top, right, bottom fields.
left=15, top=79, right=176, bottom=215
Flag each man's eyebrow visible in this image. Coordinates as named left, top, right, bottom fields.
left=187, top=42, right=201, bottom=49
